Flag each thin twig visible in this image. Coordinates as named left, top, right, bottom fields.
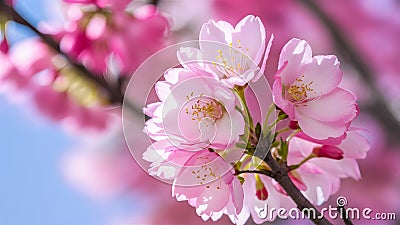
left=257, top=138, right=333, bottom=225
left=150, top=0, right=161, bottom=6
left=300, top=0, right=400, bottom=144
left=235, top=169, right=273, bottom=177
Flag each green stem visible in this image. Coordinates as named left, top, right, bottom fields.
left=234, top=88, right=254, bottom=142
left=289, top=153, right=316, bottom=170
left=286, top=129, right=300, bottom=141
left=266, top=113, right=287, bottom=132
left=276, top=127, right=291, bottom=135
left=262, top=103, right=276, bottom=135
left=235, top=169, right=273, bottom=177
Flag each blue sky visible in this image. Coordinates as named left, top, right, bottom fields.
left=0, top=1, right=108, bottom=224
left=0, top=96, right=105, bottom=225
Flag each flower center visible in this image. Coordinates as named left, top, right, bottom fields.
left=213, top=39, right=251, bottom=78
left=185, top=94, right=223, bottom=122
left=286, top=75, right=314, bottom=103
left=191, top=155, right=222, bottom=189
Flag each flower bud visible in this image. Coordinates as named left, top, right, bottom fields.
left=0, top=38, right=9, bottom=54
left=313, top=145, right=344, bottom=160
left=288, top=120, right=299, bottom=130
left=255, top=174, right=268, bottom=200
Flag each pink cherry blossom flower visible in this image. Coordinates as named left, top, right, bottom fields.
left=285, top=128, right=369, bottom=205
left=273, top=38, right=358, bottom=140
left=178, top=15, right=273, bottom=87
left=172, top=149, right=244, bottom=222
left=60, top=3, right=169, bottom=75
left=144, top=68, right=245, bottom=150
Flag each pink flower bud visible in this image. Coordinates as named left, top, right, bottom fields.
left=256, top=187, right=269, bottom=201
left=313, top=145, right=344, bottom=160
left=255, top=174, right=269, bottom=200
left=288, top=120, right=299, bottom=129
left=0, top=38, right=9, bottom=54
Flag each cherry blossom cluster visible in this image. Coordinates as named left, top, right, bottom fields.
left=0, top=0, right=169, bottom=131
left=61, top=0, right=169, bottom=75
left=143, top=15, right=369, bottom=224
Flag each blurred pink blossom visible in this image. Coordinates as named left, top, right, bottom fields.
left=1, top=38, right=112, bottom=131
left=60, top=2, right=169, bottom=75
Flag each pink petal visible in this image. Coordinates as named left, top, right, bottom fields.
left=297, top=114, right=348, bottom=139
left=197, top=182, right=230, bottom=214
left=300, top=55, right=343, bottom=99
left=297, top=87, right=357, bottom=122
left=298, top=171, right=334, bottom=206
left=155, top=81, right=171, bottom=102
left=257, top=34, right=274, bottom=81
left=172, top=184, right=204, bottom=200
left=231, top=15, right=266, bottom=63
left=272, top=79, right=295, bottom=118
left=339, top=130, right=370, bottom=159
left=295, top=131, right=346, bottom=146
left=143, top=102, right=161, bottom=117
left=278, top=38, right=312, bottom=86
left=310, top=158, right=361, bottom=180
left=229, top=178, right=244, bottom=214
left=200, top=20, right=233, bottom=44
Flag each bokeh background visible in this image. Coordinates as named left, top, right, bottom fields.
left=1, top=0, right=399, bottom=224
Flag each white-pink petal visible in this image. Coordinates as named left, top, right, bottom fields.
left=297, top=88, right=357, bottom=122
left=297, top=113, right=349, bottom=139
left=278, top=38, right=312, bottom=86
left=300, top=55, right=343, bottom=98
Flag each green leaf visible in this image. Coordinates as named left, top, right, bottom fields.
left=235, top=142, right=247, bottom=149
left=237, top=176, right=245, bottom=185
left=279, top=138, right=289, bottom=161
left=233, top=161, right=243, bottom=171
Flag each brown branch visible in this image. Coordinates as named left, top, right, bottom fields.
left=150, top=0, right=161, bottom=6
left=300, top=0, right=400, bottom=144
left=257, top=137, right=333, bottom=225
left=235, top=169, right=273, bottom=177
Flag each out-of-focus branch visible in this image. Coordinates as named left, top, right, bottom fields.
left=256, top=138, right=333, bottom=225
left=0, top=1, right=141, bottom=116
left=150, top=0, right=160, bottom=6
left=300, top=0, right=400, bottom=144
